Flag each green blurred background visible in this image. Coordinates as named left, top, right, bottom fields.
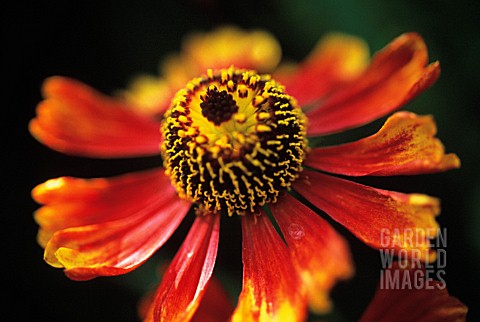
left=4, top=0, right=479, bottom=321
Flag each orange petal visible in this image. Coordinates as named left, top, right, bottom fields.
left=294, top=170, right=440, bottom=262
left=29, top=76, right=162, bottom=158
left=38, top=171, right=190, bottom=280
left=359, top=263, right=468, bottom=322
left=276, top=33, right=369, bottom=106
left=307, top=33, right=440, bottom=135
left=270, top=193, right=354, bottom=313
left=306, top=112, right=460, bottom=176
left=231, top=211, right=306, bottom=322
left=33, top=169, right=169, bottom=247
left=148, top=214, right=220, bottom=322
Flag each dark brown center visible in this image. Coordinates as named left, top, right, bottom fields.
left=200, top=86, right=238, bottom=125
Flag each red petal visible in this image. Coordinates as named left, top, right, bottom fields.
left=190, top=275, right=234, bottom=322
left=29, top=76, right=162, bottom=158
left=270, top=193, right=354, bottom=313
left=150, top=214, right=220, bottom=322
left=294, top=170, right=440, bottom=262
left=33, top=169, right=170, bottom=247
left=276, top=33, right=369, bottom=106
left=307, top=33, right=440, bottom=135
left=359, top=263, right=468, bottom=322
left=37, top=170, right=191, bottom=280
left=306, top=112, right=460, bottom=176
left=231, top=211, right=306, bottom=322
left=140, top=272, right=233, bottom=322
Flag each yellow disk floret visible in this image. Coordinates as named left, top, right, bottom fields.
left=161, top=67, right=307, bottom=216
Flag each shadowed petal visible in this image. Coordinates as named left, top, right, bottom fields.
left=359, top=263, right=468, bottom=322
left=29, top=76, right=162, bottom=158
left=276, top=33, right=369, bottom=106
left=190, top=276, right=234, bottom=322
left=306, top=112, right=460, bottom=176
left=270, top=193, right=354, bottom=313
left=307, top=33, right=440, bottom=135
left=294, top=170, right=440, bottom=262
left=231, top=210, right=306, bottom=322
left=150, top=214, right=220, bottom=322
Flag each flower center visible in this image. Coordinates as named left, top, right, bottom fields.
left=200, top=87, right=238, bottom=125
left=161, top=67, right=308, bottom=216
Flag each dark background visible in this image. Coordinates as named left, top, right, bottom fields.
left=3, top=0, right=479, bottom=321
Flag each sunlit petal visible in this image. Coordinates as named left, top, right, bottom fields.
left=307, top=33, right=440, bottom=135
left=33, top=169, right=169, bottom=247
left=270, top=193, right=354, bottom=313
left=306, top=112, right=460, bottom=176
left=294, top=170, right=440, bottom=262
left=149, top=214, right=220, bottom=322
left=231, top=211, right=306, bottom=322
left=29, top=76, right=162, bottom=158
left=139, top=267, right=233, bottom=322
left=36, top=169, right=191, bottom=280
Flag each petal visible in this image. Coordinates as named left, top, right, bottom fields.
left=119, top=75, right=173, bottom=118
left=39, top=171, right=191, bottom=280
left=159, top=26, right=282, bottom=94
left=29, top=76, right=162, bottom=158
left=150, top=214, right=220, bottom=322
left=33, top=168, right=170, bottom=247
left=231, top=210, right=306, bottom=322
left=307, top=33, right=440, bottom=135
left=294, top=170, right=440, bottom=262
left=190, top=276, right=234, bottom=322
left=359, top=263, right=468, bottom=322
left=181, top=26, right=282, bottom=74
left=276, top=33, right=369, bottom=106
left=270, top=193, right=354, bottom=313
left=140, top=272, right=233, bottom=322
left=306, top=112, right=460, bottom=176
